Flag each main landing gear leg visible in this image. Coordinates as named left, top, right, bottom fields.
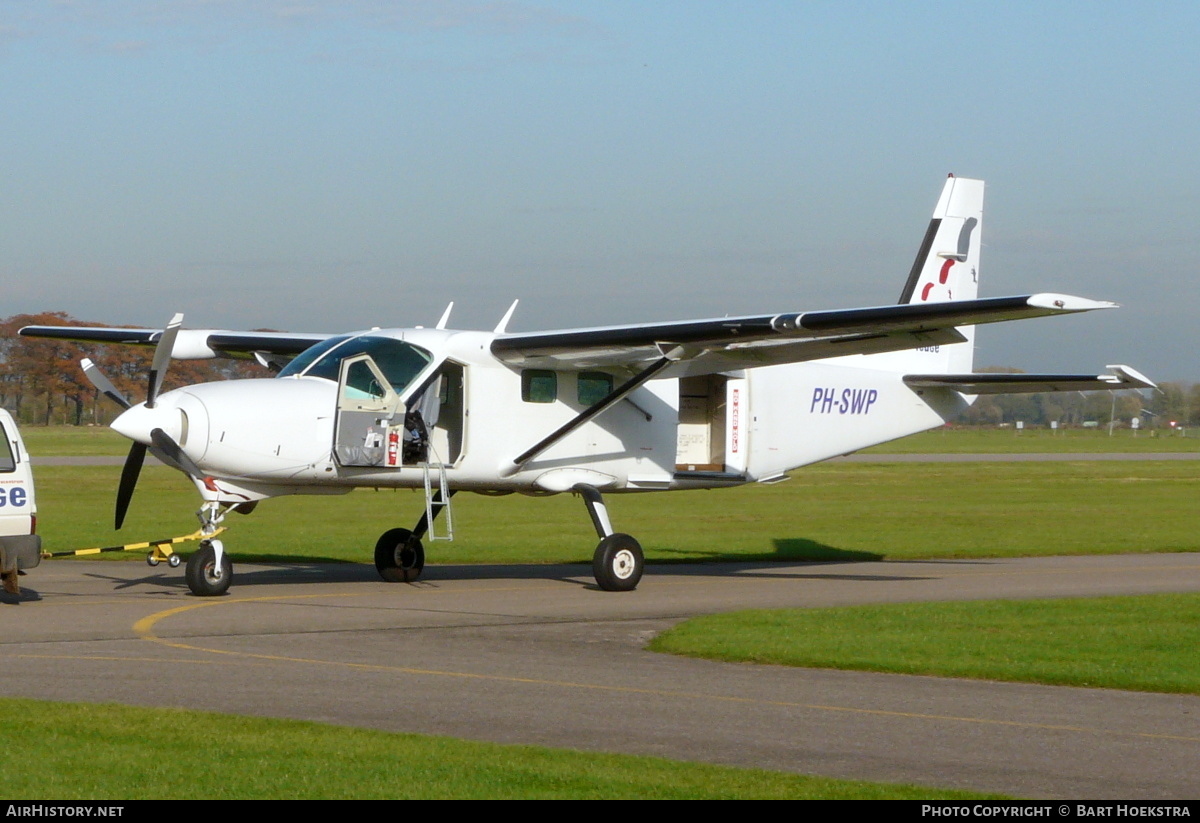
left=374, top=489, right=457, bottom=583
left=575, top=484, right=644, bottom=592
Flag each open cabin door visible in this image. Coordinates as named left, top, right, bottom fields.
left=334, top=355, right=404, bottom=467
left=426, top=361, right=465, bottom=466
left=334, top=356, right=466, bottom=469
left=675, top=374, right=747, bottom=476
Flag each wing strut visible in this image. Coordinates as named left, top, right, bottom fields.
left=505, top=348, right=683, bottom=476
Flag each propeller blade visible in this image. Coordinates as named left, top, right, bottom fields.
left=149, top=428, right=219, bottom=492
left=149, top=428, right=205, bottom=479
left=115, top=442, right=147, bottom=530
left=146, top=312, right=184, bottom=409
left=81, top=358, right=132, bottom=411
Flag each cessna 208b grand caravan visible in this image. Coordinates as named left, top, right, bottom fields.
left=22, top=176, right=1153, bottom=597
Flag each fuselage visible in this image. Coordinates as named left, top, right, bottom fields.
left=111, top=327, right=967, bottom=504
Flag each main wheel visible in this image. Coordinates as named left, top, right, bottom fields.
left=592, top=533, right=644, bottom=592
left=375, top=528, right=425, bottom=583
left=185, top=540, right=233, bottom=597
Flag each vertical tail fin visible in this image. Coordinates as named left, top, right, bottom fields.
left=894, top=174, right=984, bottom=373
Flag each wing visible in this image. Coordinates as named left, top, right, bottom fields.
left=903, top=365, right=1156, bottom=394
left=17, top=325, right=329, bottom=360
left=491, top=293, right=1116, bottom=376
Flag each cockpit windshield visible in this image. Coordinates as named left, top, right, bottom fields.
left=278, top=335, right=433, bottom=395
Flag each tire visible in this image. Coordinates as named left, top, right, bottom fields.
left=374, top=528, right=425, bottom=583
left=592, top=533, right=644, bottom=592
left=185, top=541, right=233, bottom=597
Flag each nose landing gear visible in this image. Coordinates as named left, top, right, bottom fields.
left=183, top=500, right=238, bottom=596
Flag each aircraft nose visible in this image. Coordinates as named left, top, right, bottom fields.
left=112, top=399, right=187, bottom=446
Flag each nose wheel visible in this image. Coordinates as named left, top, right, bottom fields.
left=185, top=539, right=232, bottom=597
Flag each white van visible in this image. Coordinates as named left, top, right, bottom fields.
left=0, top=409, right=39, bottom=594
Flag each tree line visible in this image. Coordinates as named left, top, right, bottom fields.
left=1, top=312, right=1194, bottom=429
left=942, top=370, right=1198, bottom=431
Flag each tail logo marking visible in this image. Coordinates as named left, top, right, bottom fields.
left=918, top=216, right=977, bottom=302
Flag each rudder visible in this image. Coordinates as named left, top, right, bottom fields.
left=894, top=174, right=984, bottom=373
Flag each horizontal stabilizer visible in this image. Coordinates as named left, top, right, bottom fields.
left=904, top=365, right=1155, bottom=395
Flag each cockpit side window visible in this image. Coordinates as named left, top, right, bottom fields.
left=281, top=335, right=433, bottom=396
left=277, top=335, right=353, bottom=379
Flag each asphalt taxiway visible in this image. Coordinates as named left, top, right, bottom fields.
left=3, top=552, right=1200, bottom=799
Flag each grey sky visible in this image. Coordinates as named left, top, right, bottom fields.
left=3, top=1, right=1197, bottom=379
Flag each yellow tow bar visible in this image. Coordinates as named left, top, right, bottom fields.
left=42, top=527, right=228, bottom=568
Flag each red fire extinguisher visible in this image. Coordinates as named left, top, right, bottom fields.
left=387, top=428, right=400, bottom=466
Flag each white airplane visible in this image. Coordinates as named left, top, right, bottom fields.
left=22, top=176, right=1153, bottom=597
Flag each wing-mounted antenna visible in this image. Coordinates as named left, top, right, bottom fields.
left=494, top=299, right=519, bottom=334
left=435, top=302, right=455, bottom=330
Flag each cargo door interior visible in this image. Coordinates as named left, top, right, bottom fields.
left=675, top=374, right=727, bottom=472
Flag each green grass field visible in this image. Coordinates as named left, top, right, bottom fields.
left=18, top=423, right=1200, bottom=457
left=33, top=459, right=1200, bottom=565
left=20, top=426, right=129, bottom=456
left=650, top=594, right=1200, bottom=694
left=863, top=426, right=1198, bottom=453
left=0, top=699, right=997, bottom=800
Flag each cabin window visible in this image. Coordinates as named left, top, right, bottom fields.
left=521, top=370, right=557, bottom=403
left=0, top=425, right=14, bottom=473
left=577, top=372, right=613, bottom=406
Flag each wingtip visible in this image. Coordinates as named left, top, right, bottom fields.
left=1104, top=364, right=1156, bottom=390
left=1027, top=293, right=1119, bottom=312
